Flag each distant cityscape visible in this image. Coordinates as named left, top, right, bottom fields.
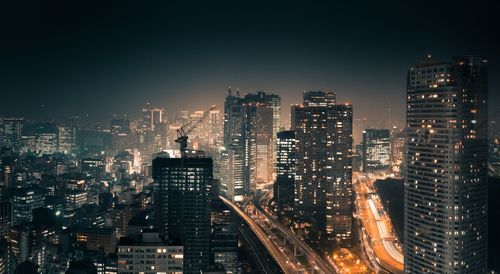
left=0, top=54, right=497, bottom=274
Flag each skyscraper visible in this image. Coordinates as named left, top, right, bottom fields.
left=222, top=90, right=246, bottom=201
left=153, top=156, right=212, bottom=274
left=243, top=91, right=281, bottom=184
left=293, top=91, right=353, bottom=243
left=140, top=105, right=167, bottom=163
left=404, top=56, right=488, bottom=273
left=221, top=90, right=281, bottom=200
left=362, top=129, right=390, bottom=172
left=274, top=130, right=296, bottom=214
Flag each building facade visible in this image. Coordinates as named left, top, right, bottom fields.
left=117, top=230, right=183, bottom=274
left=153, top=157, right=212, bottom=274
left=274, top=130, right=296, bottom=214
left=404, top=56, right=488, bottom=273
left=293, top=91, right=353, bottom=243
left=362, top=129, right=390, bottom=172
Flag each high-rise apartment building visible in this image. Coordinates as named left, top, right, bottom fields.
left=404, top=56, right=488, bottom=273
left=153, top=157, right=212, bottom=274
left=293, top=91, right=353, bottom=243
left=362, top=129, right=390, bottom=172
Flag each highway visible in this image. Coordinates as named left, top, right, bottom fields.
left=353, top=172, right=404, bottom=274
left=219, top=195, right=297, bottom=274
left=252, top=199, right=337, bottom=274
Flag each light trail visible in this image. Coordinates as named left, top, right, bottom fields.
left=220, top=195, right=296, bottom=274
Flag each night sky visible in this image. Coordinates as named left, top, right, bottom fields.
left=1, top=0, right=498, bottom=139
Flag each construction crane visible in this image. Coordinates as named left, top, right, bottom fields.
left=175, top=105, right=217, bottom=156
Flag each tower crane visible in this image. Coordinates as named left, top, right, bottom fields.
left=175, top=105, right=217, bottom=156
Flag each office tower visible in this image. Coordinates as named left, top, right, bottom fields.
left=361, top=129, right=390, bottom=172
left=390, top=130, right=405, bottom=174
left=140, top=105, right=167, bottom=163
left=110, top=117, right=132, bottom=153
left=12, top=186, right=45, bottom=225
left=222, top=89, right=281, bottom=199
left=404, top=56, right=488, bottom=273
left=81, top=158, right=106, bottom=181
left=118, top=229, right=184, bottom=274
left=274, top=130, right=296, bottom=214
left=244, top=92, right=281, bottom=184
left=293, top=91, right=353, bottom=243
left=220, top=147, right=245, bottom=201
left=64, top=189, right=87, bottom=211
left=209, top=109, right=223, bottom=148
left=153, top=157, right=212, bottom=274
left=57, top=125, right=76, bottom=154
left=0, top=118, right=23, bottom=151
left=20, top=135, right=36, bottom=154
left=222, top=91, right=246, bottom=200
left=35, top=133, right=57, bottom=155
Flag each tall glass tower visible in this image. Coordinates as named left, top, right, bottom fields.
left=404, top=56, right=488, bottom=273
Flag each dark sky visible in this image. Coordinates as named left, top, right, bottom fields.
left=1, top=0, right=498, bottom=139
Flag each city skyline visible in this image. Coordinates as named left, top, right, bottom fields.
left=0, top=1, right=498, bottom=274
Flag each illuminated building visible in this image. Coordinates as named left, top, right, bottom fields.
left=243, top=91, right=281, bottom=184
left=76, top=227, right=117, bottom=255
left=0, top=117, right=23, bottom=151
left=140, top=105, right=167, bottom=163
left=390, top=130, right=405, bottom=174
left=362, top=129, right=390, bottom=172
left=110, top=117, right=132, bottom=154
left=57, top=125, right=76, bottom=154
left=210, top=199, right=238, bottom=273
left=12, top=186, right=45, bottom=225
left=404, top=56, right=488, bottom=273
left=35, top=133, right=57, bottom=155
left=222, top=89, right=281, bottom=198
left=118, top=230, right=183, bottom=274
left=222, top=90, right=246, bottom=200
left=293, top=91, right=353, bottom=243
left=220, top=146, right=244, bottom=201
left=81, top=158, right=106, bottom=181
left=153, top=157, right=212, bottom=274
left=274, top=130, right=295, bottom=214
left=64, top=189, right=87, bottom=211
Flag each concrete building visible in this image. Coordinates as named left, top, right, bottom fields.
left=293, top=91, right=353, bottom=244
left=404, top=56, right=489, bottom=273
left=117, top=230, right=183, bottom=274
left=273, top=130, right=296, bottom=214
left=153, top=157, right=212, bottom=274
